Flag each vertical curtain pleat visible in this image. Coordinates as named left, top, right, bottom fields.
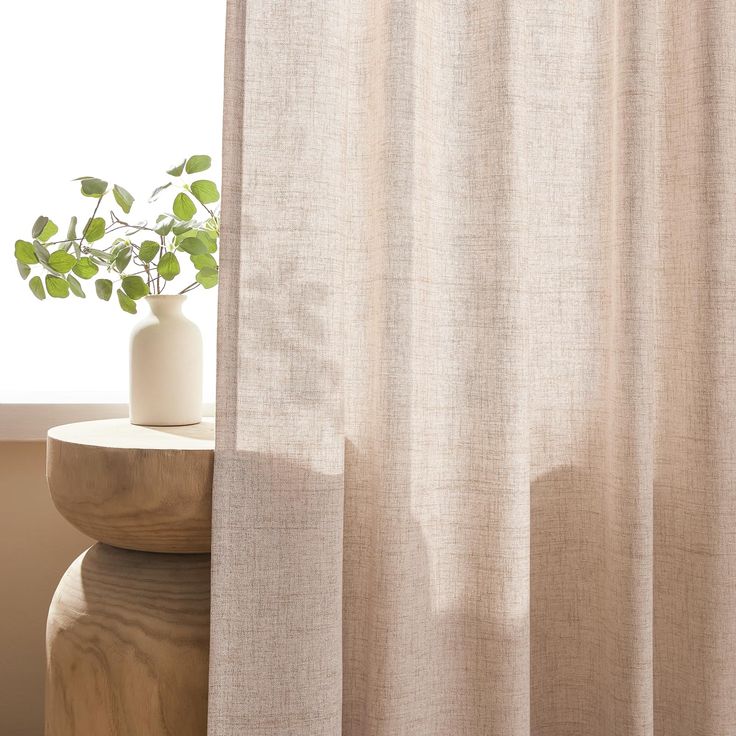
left=655, top=3, right=736, bottom=735
left=210, top=1, right=736, bottom=734
left=601, top=2, right=657, bottom=733
left=342, top=2, right=531, bottom=732
left=210, top=1, right=350, bottom=732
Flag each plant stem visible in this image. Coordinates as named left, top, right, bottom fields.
left=141, top=258, right=154, bottom=293
left=80, top=196, right=104, bottom=249
left=44, top=236, right=84, bottom=247
left=107, top=221, right=159, bottom=235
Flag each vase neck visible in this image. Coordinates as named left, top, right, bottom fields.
left=146, top=295, right=186, bottom=318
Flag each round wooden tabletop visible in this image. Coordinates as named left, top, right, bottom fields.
left=47, top=418, right=214, bottom=553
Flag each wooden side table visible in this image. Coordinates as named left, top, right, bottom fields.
left=44, top=419, right=214, bottom=736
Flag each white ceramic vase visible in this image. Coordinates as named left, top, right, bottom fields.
left=129, top=295, right=203, bottom=426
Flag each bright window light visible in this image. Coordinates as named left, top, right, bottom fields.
left=0, top=0, right=225, bottom=403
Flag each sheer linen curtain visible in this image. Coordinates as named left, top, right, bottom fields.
left=209, top=1, right=736, bottom=735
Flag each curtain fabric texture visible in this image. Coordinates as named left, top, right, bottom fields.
left=210, top=1, right=736, bottom=734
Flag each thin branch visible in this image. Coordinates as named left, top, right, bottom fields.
left=79, top=195, right=104, bottom=249
left=178, top=281, right=200, bottom=295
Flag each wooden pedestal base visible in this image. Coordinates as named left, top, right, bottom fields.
left=45, top=420, right=214, bottom=734
left=45, top=544, right=210, bottom=736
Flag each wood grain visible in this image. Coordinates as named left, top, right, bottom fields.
left=47, top=419, right=213, bottom=553
left=45, top=544, right=210, bottom=736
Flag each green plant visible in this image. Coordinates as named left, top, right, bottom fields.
left=14, top=155, right=220, bottom=314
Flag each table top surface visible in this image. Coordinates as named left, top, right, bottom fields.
left=48, top=418, right=215, bottom=451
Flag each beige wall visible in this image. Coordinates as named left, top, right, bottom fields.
left=0, top=441, right=91, bottom=736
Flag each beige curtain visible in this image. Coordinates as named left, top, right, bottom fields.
left=209, top=1, right=736, bottom=734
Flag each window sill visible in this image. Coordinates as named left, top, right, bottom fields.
left=0, top=399, right=215, bottom=442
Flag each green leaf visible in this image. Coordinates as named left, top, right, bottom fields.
left=95, top=278, right=113, bottom=301
left=17, top=259, right=31, bottom=279
left=114, top=246, right=132, bottom=272
left=158, top=252, right=180, bottom=280
left=113, top=184, right=134, bottom=214
left=138, top=240, right=160, bottom=263
left=32, top=216, right=58, bottom=242
left=83, top=217, right=106, bottom=243
left=167, top=159, right=186, bottom=176
left=195, top=267, right=219, bottom=289
left=45, top=274, right=70, bottom=298
left=72, top=256, right=99, bottom=279
left=154, top=216, right=173, bottom=236
left=185, top=155, right=211, bottom=174
left=66, top=274, right=85, bottom=298
left=87, top=248, right=114, bottom=263
left=191, top=252, right=217, bottom=270
left=48, top=250, right=76, bottom=273
left=79, top=177, right=108, bottom=198
left=198, top=229, right=218, bottom=252
left=67, top=216, right=78, bottom=241
left=172, top=192, right=196, bottom=221
left=40, top=220, right=58, bottom=242
left=173, top=228, right=198, bottom=244
left=117, top=288, right=137, bottom=314
left=149, top=182, right=171, bottom=201
left=33, top=241, right=50, bottom=264
left=190, top=179, right=220, bottom=205
left=29, top=275, right=45, bottom=300
left=172, top=220, right=194, bottom=235
left=121, top=275, right=149, bottom=300
left=31, top=216, right=48, bottom=239
left=178, top=237, right=208, bottom=255
left=15, top=239, right=38, bottom=264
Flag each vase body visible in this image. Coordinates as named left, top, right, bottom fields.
left=129, top=295, right=202, bottom=426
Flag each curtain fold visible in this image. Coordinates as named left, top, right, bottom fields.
left=210, top=1, right=736, bottom=734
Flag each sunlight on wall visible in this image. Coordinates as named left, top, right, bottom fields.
left=0, top=0, right=225, bottom=402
